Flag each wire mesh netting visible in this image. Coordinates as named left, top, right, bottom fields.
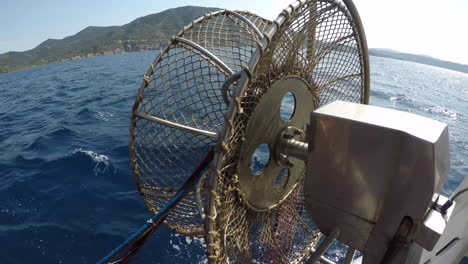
left=129, top=11, right=271, bottom=236
left=130, top=0, right=368, bottom=262
left=205, top=0, right=368, bottom=263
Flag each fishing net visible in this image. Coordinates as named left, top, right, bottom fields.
left=130, top=10, right=271, bottom=236
left=204, top=0, right=369, bottom=262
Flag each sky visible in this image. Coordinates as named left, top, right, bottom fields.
left=1, top=0, right=468, bottom=64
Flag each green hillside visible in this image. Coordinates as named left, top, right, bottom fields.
left=0, top=6, right=219, bottom=74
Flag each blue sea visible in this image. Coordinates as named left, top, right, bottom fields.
left=0, top=51, right=467, bottom=264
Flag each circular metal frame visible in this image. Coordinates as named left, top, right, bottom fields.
left=128, top=0, right=370, bottom=262
left=129, top=10, right=272, bottom=236
left=205, top=0, right=370, bottom=262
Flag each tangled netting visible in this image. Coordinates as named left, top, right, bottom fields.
left=130, top=10, right=271, bottom=236
left=130, top=0, right=369, bottom=263
left=205, top=0, right=368, bottom=263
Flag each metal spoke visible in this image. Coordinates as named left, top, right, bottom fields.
left=308, top=33, right=355, bottom=71
left=175, top=37, right=234, bottom=75
left=226, top=11, right=264, bottom=39
left=135, top=111, right=218, bottom=138
left=317, top=72, right=362, bottom=92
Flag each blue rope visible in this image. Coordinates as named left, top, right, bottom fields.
left=96, top=186, right=192, bottom=264
left=97, top=147, right=214, bottom=264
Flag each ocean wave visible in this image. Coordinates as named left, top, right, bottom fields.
left=389, top=94, right=414, bottom=102
left=13, top=155, right=46, bottom=167
left=423, top=106, right=459, bottom=120
left=70, top=148, right=111, bottom=174
left=72, top=148, right=109, bottom=164
left=75, top=107, right=96, bottom=119
left=170, top=233, right=207, bottom=263
left=75, top=108, right=114, bottom=122
left=374, top=81, right=401, bottom=90
left=10, top=147, right=112, bottom=175
left=96, top=111, right=114, bottom=121
left=25, top=126, right=80, bottom=154
left=48, top=126, right=78, bottom=138
left=369, top=90, right=387, bottom=100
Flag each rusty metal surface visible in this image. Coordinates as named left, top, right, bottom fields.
left=129, top=0, right=371, bottom=262
left=205, top=0, right=370, bottom=262
left=129, top=10, right=271, bottom=236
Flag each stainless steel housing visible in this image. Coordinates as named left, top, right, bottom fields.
left=304, top=101, right=450, bottom=263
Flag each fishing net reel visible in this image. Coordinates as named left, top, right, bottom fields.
left=128, top=0, right=450, bottom=263
left=130, top=0, right=368, bottom=262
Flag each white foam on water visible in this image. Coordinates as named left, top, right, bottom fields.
left=96, top=111, right=114, bottom=121
left=169, top=233, right=207, bottom=263
left=389, top=95, right=414, bottom=102
left=72, top=148, right=111, bottom=174
left=172, top=244, right=180, bottom=251
left=423, top=106, right=459, bottom=120
left=75, top=148, right=109, bottom=165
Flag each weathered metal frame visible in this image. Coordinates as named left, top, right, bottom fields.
left=204, top=0, right=371, bottom=262
left=129, top=0, right=370, bottom=262
left=129, top=9, right=270, bottom=236
left=134, top=111, right=218, bottom=138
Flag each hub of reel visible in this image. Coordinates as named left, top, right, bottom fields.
left=237, top=76, right=316, bottom=211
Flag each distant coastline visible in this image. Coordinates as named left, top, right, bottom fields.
left=4, top=48, right=468, bottom=76
left=0, top=6, right=219, bottom=74
left=368, top=49, right=468, bottom=74
left=1, top=5, right=467, bottom=75
left=1, top=49, right=158, bottom=75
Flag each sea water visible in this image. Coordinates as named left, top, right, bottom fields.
left=0, top=51, right=466, bottom=263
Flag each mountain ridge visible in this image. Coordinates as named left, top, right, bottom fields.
left=368, top=48, right=468, bottom=74
left=0, top=6, right=219, bottom=74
